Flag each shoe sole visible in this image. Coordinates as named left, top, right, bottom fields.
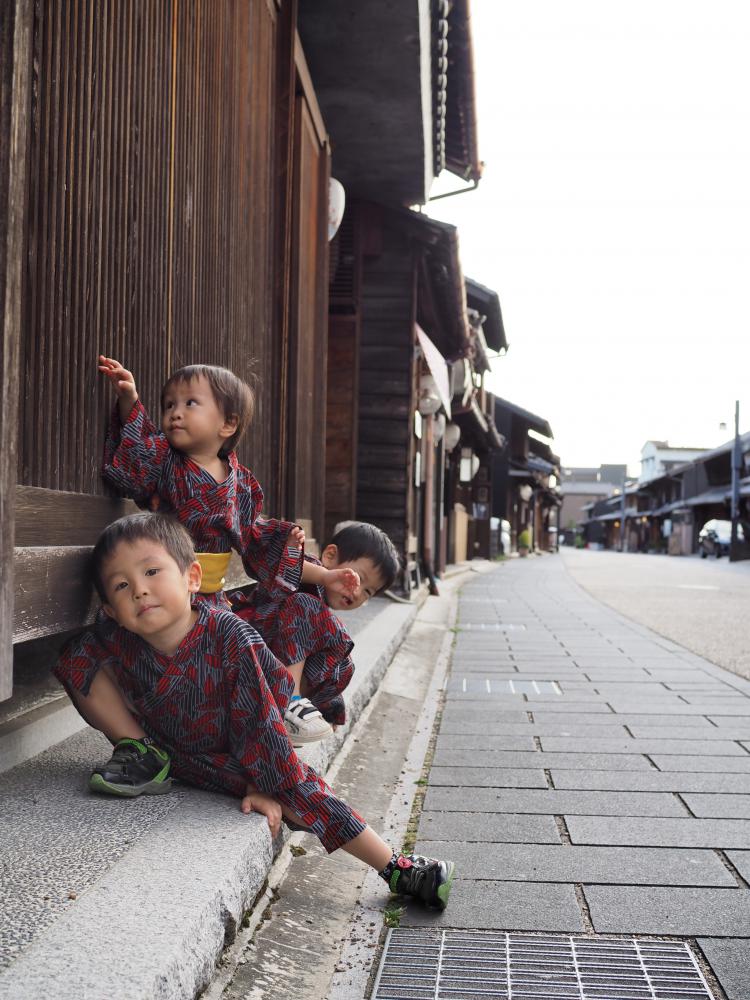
left=89, top=773, right=173, bottom=798
left=286, top=728, right=333, bottom=746
left=434, top=861, right=456, bottom=910
left=289, top=729, right=333, bottom=747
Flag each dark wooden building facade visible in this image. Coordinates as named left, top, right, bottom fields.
left=491, top=398, right=561, bottom=553
left=2, top=0, right=485, bottom=698
left=2, top=0, right=332, bottom=699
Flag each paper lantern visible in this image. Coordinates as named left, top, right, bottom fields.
left=328, top=178, right=346, bottom=241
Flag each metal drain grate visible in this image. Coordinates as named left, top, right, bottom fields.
left=371, top=930, right=717, bottom=1000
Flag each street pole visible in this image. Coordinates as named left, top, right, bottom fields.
left=619, top=478, right=627, bottom=552
left=730, top=399, right=741, bottom=562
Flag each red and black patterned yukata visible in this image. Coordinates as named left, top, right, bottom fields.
left=103, top=398, right=301, bottom=608
left=231, top=555, right=355, bottom=726
left=57, top=604, right=366, bottom=852
left=54, top=398, right=302, bottom=698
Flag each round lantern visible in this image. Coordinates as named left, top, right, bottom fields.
left=328, top=178, right=346, bottom=241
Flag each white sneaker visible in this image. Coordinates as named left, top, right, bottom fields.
left=284, top=697, right=332, bottom=746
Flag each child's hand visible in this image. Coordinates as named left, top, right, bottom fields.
left=326, top=567, right=360, bottom=601
left=98, top=356, right=138, bottom=406
left=289, top=525, right=306, bottom=549
left=241, top=785, right=282, bottom=838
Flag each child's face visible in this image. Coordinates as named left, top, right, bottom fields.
left=161, top=375, right=237, bottom=456
left=321, top=551, right=386, bottom=611
left=101, top=538, right=201, bottom=649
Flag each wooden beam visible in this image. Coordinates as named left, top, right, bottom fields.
left=14, top=545, right=254, bottom=645
left=1, top=0, right=32, bottom=700
left=15, top=486, right=138, bottom=547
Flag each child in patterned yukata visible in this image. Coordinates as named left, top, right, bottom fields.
left=53, top=357, right=358, bottom=783
left=57, top=512, right=455, bottom=910
left=231, top=521, right=400, bottom=745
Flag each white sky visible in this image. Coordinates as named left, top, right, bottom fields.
left=427, top=0, right=750, bottom=475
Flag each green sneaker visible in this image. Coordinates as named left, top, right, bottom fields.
left=89, top=737, right=172, bottom=798
left=379, top=853, right=456, bottom=911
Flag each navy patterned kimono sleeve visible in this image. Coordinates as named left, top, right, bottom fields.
left=235, top=478, right=303, bottom=600
left=222, top=617, right=365, bottom=852
left=102, top=399, right=168, bottom=502
left=54, top=618, right=123, bottom=697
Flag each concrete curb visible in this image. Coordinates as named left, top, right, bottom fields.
left=0, top=600, right=419, bottom=1000
left=0, top=698, right=87, bottom=775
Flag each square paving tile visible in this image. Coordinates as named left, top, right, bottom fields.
left=698, top=938, right=750, bottom=1000
left=726, top=852, right=750, bottom=882
left=650, top=755, right=750, bottom=773
left=400, top=880, right=584, bottom=931
left=550, top=770, right=750, bottom=794
left=539, top=737, right=746, bottom=755
left=584, top=885, right=750, bottom=936
left=416, top=811, right=561, bottom=844
left=424, top=787, right=688, bottom=817
left=629, top=725, right=750, bottom=740
left=683, top=794, right=750, bottom=819
left=413, top=842, right=736, bottom=886
left=427, top=767, right=548, bottom=788
left=440, top=707, right=530, bottom=724
left=566, top=815, right=750, bottom=849
left=435, top=734, right=536, bottom=752
left=432, top=749, right=653, bottom=771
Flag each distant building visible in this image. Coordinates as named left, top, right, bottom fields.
left=639, top=441, right=709, bottom=484
left=559, top=464, right=627, bottom=539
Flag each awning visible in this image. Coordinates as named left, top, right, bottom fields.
left=453, top=398, right=505, bottom=452
left=649, top=500, right=683, bottom=516
left=682, top=488, right=729, bottom=508
left=527, top=454, right=556, bottom=475
left=465, top=277, right=507, bottom=353
left=416, top=324, right=451, bottom=417
left=494, top=397, right=554, bottom=440
left=443, top=0, right=482, bottom=183
left=540, top=490, right=562, bottom=507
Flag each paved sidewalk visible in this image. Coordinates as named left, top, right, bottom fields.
left=396, top=555, right=750, bottom=1000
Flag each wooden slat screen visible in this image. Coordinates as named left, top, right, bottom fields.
left=287, top=90, right=328, bottom=542
left=18, top=0, right=281, bottom=499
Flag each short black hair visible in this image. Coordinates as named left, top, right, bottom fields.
left=328, top=521, right=400, bottom=591
left=161, top=364, right=255, bottom=457
left=92, top=512, right=196, bottom=602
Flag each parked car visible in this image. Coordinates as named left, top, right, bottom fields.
left=698, top=518, right=744, bottom=558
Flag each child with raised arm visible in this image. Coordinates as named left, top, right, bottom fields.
left=53, top=358, right=356, bottom=788
left=57, top=513, right=455, bottom=911
left=231, top=521, right=400, bottom=745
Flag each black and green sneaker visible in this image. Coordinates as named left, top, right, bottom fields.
left=379, top=852, right=456, bottom=911
left=89, top=737, right=172, bottom=798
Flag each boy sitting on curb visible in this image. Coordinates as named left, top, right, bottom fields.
left=57, top=512, right=455, bottom=910
left=231, top=521, right=400, bottom=745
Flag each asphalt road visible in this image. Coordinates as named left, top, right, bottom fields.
left=561, top=547, right=750, bottom=681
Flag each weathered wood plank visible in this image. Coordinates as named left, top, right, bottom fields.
left=14, top=547, right=99, bottom=643
left=359, top=418, right=409, bottom=445
left=356, top=443, right=407, bottom=468
left=357, top=468, right=408, bottom=493
left=13, top=546, right=254, bottom=644
left=359, top=397, right=411, bottom=420
left=15, top=485, right=138, bottom=546
left=1, top=0, right=32, bottom=699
